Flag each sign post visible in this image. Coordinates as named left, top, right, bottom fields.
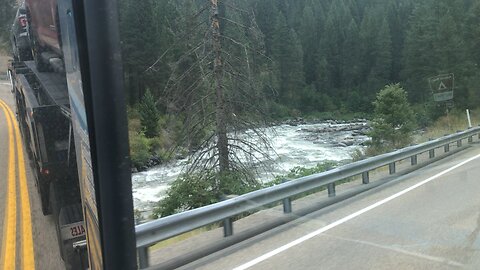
left=467, top=109, right=472, bottom=128
left=428, top=73, right=455, bottom=130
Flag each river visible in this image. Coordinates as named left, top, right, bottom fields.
left=131, top=120, right=370, bottom=212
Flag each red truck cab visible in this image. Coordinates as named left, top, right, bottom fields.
left=25, top=0, right=62, bottom=70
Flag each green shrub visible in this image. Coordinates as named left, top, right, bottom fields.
left=154, top=170, right=261, bottom=218
left=265, top=161, right=339, bottom=187
left=153, top=161, right=343, bottom=219
left=369, top=84, right=416, bottom=153
left=350, top=148, right=366, bottom=162
left=129, top=131, right=150, bottom=168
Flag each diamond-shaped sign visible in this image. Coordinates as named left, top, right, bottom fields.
left=428, top=73, right=454, bottom=102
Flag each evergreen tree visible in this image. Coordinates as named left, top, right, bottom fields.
left=370, top=84, right=416, bottom=151
left=402, top=1, right=437, bottom=103
left=0, top=0, right=16, bottom=47
left=465, top=1, right=480, bottom=66
left=254, top=0, right=280, bottom=56
left=368, top=18, right=393, bottom=92
left=118, top=0, right=480, bottom=121
left=271, top=13, right=305, bottom=108
left=139, top=90, right=160, bottom=138
left=120, top=0, right=161, bottom=104
left=299, top=3, right=320, bottom=84
left=342, top=19, right=361, bottom=91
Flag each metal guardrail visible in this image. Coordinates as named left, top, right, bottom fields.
left=135, top=126, right=480, bottom=268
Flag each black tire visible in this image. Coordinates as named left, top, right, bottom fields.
left=50, top=182, right=65, bottom=260
left=31, top=38, right=49, bottom=72
left=26, top=7, right=49, bottom=71
left=35, top=172, right=51, bottom=215
left=39, top=181, right=51, bottom=215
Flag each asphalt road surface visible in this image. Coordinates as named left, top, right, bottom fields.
left=182, top=144, right=480, bottom=270
left=0, top=82, right=65, bottom=269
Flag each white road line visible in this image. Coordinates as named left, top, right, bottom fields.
left=233, top=153, right=480, bottom=270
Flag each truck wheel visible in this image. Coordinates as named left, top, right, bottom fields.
left=38, top=177, right=51, bottom=215
left=25, top=8, right=48, bottom=71
left=50, top=182, right=65, bottom=259
left=30, top=34, right=50, bottom=72
left=18, top=48, right=33, bottom=61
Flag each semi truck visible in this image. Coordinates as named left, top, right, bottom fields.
left=8, top=60, right=88, bottom=269
left=9, top=0, right=137, bottom=269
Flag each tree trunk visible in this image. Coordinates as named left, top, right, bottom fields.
left=211, top=0, right=229, bottom=173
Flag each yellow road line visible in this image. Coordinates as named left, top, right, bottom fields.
left=0, top=100, right=17, bottom=270
left=0, top=99, right=36, bottom=270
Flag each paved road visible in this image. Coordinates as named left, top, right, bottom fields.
left=181, top=144, right=480, bottom=270
left=0, top=83, right=64, bottom=269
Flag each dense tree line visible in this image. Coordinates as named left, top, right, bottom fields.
left=0, top=0, right=16, bottom=49
left=119, top=0, right=480, bottom=116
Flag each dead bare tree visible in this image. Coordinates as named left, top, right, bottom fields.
left=150, top=0, right=276, bottom=192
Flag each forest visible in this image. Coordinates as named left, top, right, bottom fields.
left=1, top=1, right=479, bottom=114
left=119, top=0, right=480, bottom=117
left=1, top=0, right=480, bottom=168
left=0, top=0, right=15, bottom=49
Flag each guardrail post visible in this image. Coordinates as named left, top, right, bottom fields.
left=283, top=197, right=292, bottom=213
left=444, top=144, right=450, bottom=153
left=328, top=183, right=336, bottom=197
left=138, top=247, right=149, bottom=269
left=281, top=178, right=292, bottom=213
left=468, top=136, right=473, bottom=143
left=411, top=155, right=417, bottom=166
left=389, top=162, right=396, bottom=174
left=429, top=149, right=435, bottom=159
left=457, top=140, right=462, bottom=147
left=362, top=172, right=369, bottom=184
left=223, top=217, right=233, bottom=237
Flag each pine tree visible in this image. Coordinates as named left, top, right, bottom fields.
left=299, top=3, right=319, bottom=84
left=120, top=0, right=160, bottom=105
left=271, top=13, right=305, bottom=108
left=341, top=18, right=361, bottom=91
left=368, top=18, right=393, bottom=92
left=370, top=84, right=416, bottom=150
left=402, top=1, right=437, bottom=102
left=139, top=90, right=160, bottom=138
left=0, top=0, right=16, bottom=46
left=162, top=0, right=274, bottom=186
left=465, top=1, right=480, bottom=66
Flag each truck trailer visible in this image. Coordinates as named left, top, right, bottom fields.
left=8, top=60, right=88, bottom=269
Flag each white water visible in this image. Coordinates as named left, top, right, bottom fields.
left=132, top=122, right=368, bottom=211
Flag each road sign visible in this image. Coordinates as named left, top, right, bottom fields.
left=428, top=73, right=454, bottom=102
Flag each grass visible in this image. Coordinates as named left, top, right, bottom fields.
left=415, top=109, right=479, bottom=143
left=150, top=227, right=209, bottom=251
